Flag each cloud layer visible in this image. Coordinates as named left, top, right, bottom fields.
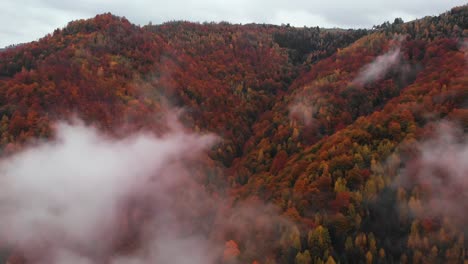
left=353, top=47, right=402, bottom=85
left=0, top=117, right=293, bottom=263
left=0, top=119, right=219, bottom=263
left=397, top=122, right=468, bottom=227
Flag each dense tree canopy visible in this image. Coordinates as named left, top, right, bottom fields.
left=0, top=5, right=467, bottom=264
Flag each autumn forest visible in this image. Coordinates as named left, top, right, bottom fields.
left=0, top=4, right=466, bottom=264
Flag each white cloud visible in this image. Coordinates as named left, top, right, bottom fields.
left=0, top=118, right=218, bottom=263
left=0, top=116, right=293, bottom=263
left=396, top=122, right=468, bottom=227
left=353, top=47, right=402, bottom=85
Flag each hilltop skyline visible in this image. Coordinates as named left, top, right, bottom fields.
left=1, top=0, right=466, bottom=48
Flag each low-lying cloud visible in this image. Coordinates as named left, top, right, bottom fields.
left=0, top=117, right=293, bottom=263
left=396, top=121, right=468, bottom=227
left=353, top=47, right=402, bottom=85
left=289, top=101, right=317, bottom=126
left=0, top=118, right=219, bottom=263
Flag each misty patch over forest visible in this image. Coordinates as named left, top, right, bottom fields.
left=0, top=4, right=466, bottom=264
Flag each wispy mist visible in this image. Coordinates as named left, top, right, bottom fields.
left=353, top=47, right=402, bottom=85
left=289, top=101, right=317, bottom=126
left=0, top=119, right=218, bottom=263
left=396, top=122, right=468, bottom=227
left=0, top=117, right=293, bottom=263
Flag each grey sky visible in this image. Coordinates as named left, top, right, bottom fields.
left=0, top=0, right=465, bottom=48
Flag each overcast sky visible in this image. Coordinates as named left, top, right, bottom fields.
left=0, top=0, right=465, bottom=48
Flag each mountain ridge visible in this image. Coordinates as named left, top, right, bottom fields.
left=0, top=5, right=466, bottom=264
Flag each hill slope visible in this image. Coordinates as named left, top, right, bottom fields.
left=0, top=5, right=466, bottom=264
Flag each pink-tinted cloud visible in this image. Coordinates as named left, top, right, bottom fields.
left=0, top=118, right=218, bottom=263
left=396, top=121, right=468, bottom=227
left=0, top=117, right=293, bottom=263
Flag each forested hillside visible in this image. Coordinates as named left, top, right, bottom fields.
left=0, top=5, right=466, bottom=264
